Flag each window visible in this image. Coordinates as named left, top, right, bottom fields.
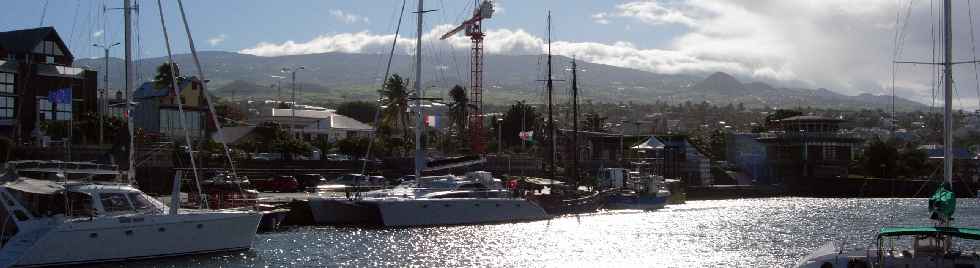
left=38, top=98, right=53, bottom=120
left=0, top=72, right=13, bottom=120
left=37, top=98, right=71, bottom=121
left=32, top=41, right=64, bottom=57
left=127, top=193, right=155, bottom=211
left=55, top=101, right=72, bottom=120
left=0, top=72, right=13, bottom=94
left=0, top=96, right=12, bottom=119
left=99, top=193, right=133, bottom=212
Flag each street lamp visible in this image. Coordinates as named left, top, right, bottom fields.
left=281, top=66, right=305, bottom=132
left=92, top=42, right=121, bottom=145
left=497, top=117, right=504, bottom=155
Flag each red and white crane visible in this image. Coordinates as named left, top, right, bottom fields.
left=441, top=0, right=494, bottom=154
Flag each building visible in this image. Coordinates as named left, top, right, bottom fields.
left=725, top=132, right=769, bottom=184
left=248, top=108, right=373, bottom=143
left=756, top=115, right=861, bottom=186
left=632, top=135, right=712, bottom=185
left=0, top=27, right=98, bottom=143
left=132, top=77, right=209, bottom=142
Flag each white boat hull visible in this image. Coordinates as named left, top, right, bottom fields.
left=369, top=198, right=549, bottom=227
left=11, top=211, right=260, bottom=267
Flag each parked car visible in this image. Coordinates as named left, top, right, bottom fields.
left=252, top=175, right=300, bottom=193
left=294, top=174, right=327, bottom=191
left=332, top=174, right=368, bottom=186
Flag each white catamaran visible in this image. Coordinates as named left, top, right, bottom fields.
left=308, top=0, right=549, bottom=227
left=797, top=0, right=980, bottom=267
left=0, top=161, right=260, bottom=267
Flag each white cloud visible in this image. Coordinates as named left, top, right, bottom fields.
left=591, top=13, right=611, bottom=25
left=329, top=9, right=369, bottom=24
left=594, top=1, right=698, bottom=27
left=208, top=34, right=227, bottom=47
left=240, top=0, right=980, bottom=108
left=92, top=30, right=104, bottom=38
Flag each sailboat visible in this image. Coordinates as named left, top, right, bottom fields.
left=308, top=0, right=549, bottom=227
left=528, top=13, right=607, bottom=216
left=797, top=0, right=980, bottom=266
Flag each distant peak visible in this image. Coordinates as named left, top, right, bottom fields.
left=693, top=71, right=744, bottom=93
left=706, top=72, right=735, bottom=80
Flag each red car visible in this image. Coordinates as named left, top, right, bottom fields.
left=252, top=176, right=300, bottom=193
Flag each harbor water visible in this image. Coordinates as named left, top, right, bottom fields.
left=94, top=198, right=980, bottom=267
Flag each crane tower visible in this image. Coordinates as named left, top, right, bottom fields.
left=441, top=0, right=494, bottom=154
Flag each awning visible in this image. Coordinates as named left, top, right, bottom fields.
left=878, top=226, right=980, bottom=240
left=35, top=65, right=86, bottom=79
left=0, top=60, right=16, bottom=72
left=632, top=136, right=665, bottom=150
left=3, top=178, right=65, bottom=195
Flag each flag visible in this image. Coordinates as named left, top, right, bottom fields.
left=425, top=115, right=440, bottom=128
left=519, top=131, right=534, bottom=141
left=48, top=88, right=72, bottom=104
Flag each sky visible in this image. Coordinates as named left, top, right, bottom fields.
left=4, top=0, right=980, bottom=109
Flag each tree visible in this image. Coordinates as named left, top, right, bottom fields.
left=447, top=85, right=468, bottom=134
left=215, top=103, right=246, bottom=126
left=500, top=101, right=542, bottom=150
left=863, top=137, right=899, bottom=178
left=336, top=101, right=378, bottom=124
left=153, top=62, right=180, bottom=89
left=379, top=74, right=412, bottom=143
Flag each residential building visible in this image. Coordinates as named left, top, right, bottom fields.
left=757, top=115, right=862, bottom=186
left=0, top=27, right=98, bottom=143
left=132, top=77, right=209, bottom=142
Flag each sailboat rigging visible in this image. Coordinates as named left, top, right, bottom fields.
left=797, top=0, right=980, bottom=266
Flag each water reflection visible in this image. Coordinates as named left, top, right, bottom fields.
left=94, top=198, right=980, bottom=267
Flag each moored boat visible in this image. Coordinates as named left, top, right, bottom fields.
left=0, top=161, right=261, bottom=267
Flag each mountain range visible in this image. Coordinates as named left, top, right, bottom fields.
left=75, top=51, right=927, bottom=110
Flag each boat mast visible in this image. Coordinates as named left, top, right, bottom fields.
left=414, top=0, right=425, bottom=180
left=546, top=12, right=555, bottom=181
left=571, top=57, right=579, bottom=187
left=123, top=0, right=136, bottom=185
left=942, top=0, right=953, bottom=186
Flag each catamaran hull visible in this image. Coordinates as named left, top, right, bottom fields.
left=605, top=194, right=668, bottom=210
left=308, top=198, right=381, bottom=225
left=367, top=198, right=549, bottom=227
left=11, top=211, right=260, bottom=267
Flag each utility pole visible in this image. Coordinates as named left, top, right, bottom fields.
left=571, top=58, right=579, bottom=186
left=123, top=0, right=136, bottom=184
left=546, top=12, right=555, bottom=181
left=93, top=42, right=120, bottom=145
left=414, top=0, right=426, bottom=180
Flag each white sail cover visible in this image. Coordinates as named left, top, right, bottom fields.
left=3, top=178, right=64, bottom=194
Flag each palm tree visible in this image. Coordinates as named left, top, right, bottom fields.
left=447, top=85, right=468, bottom=141
left=153, top=62, right=180, bottom=89
left=379, top=74, right=412, bottom=143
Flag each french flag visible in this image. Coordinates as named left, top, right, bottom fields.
left=425, top=115, right=440, bottom=128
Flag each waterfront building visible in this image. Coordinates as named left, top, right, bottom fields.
left=0, top=27, right=98, bottom=144
left=248, top=108, right=373, bottom=143
left=756, top=115, right=861, bottom=186
left=132, top=77, right=209, bottom=142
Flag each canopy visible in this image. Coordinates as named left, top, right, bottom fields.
left=929, top=182, right=956, bottom=221
left=631, top=136, right=665, bottom=150
left=3, top=178, right=65, bottom=195
left=878, top=226, right=980, bottom=240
